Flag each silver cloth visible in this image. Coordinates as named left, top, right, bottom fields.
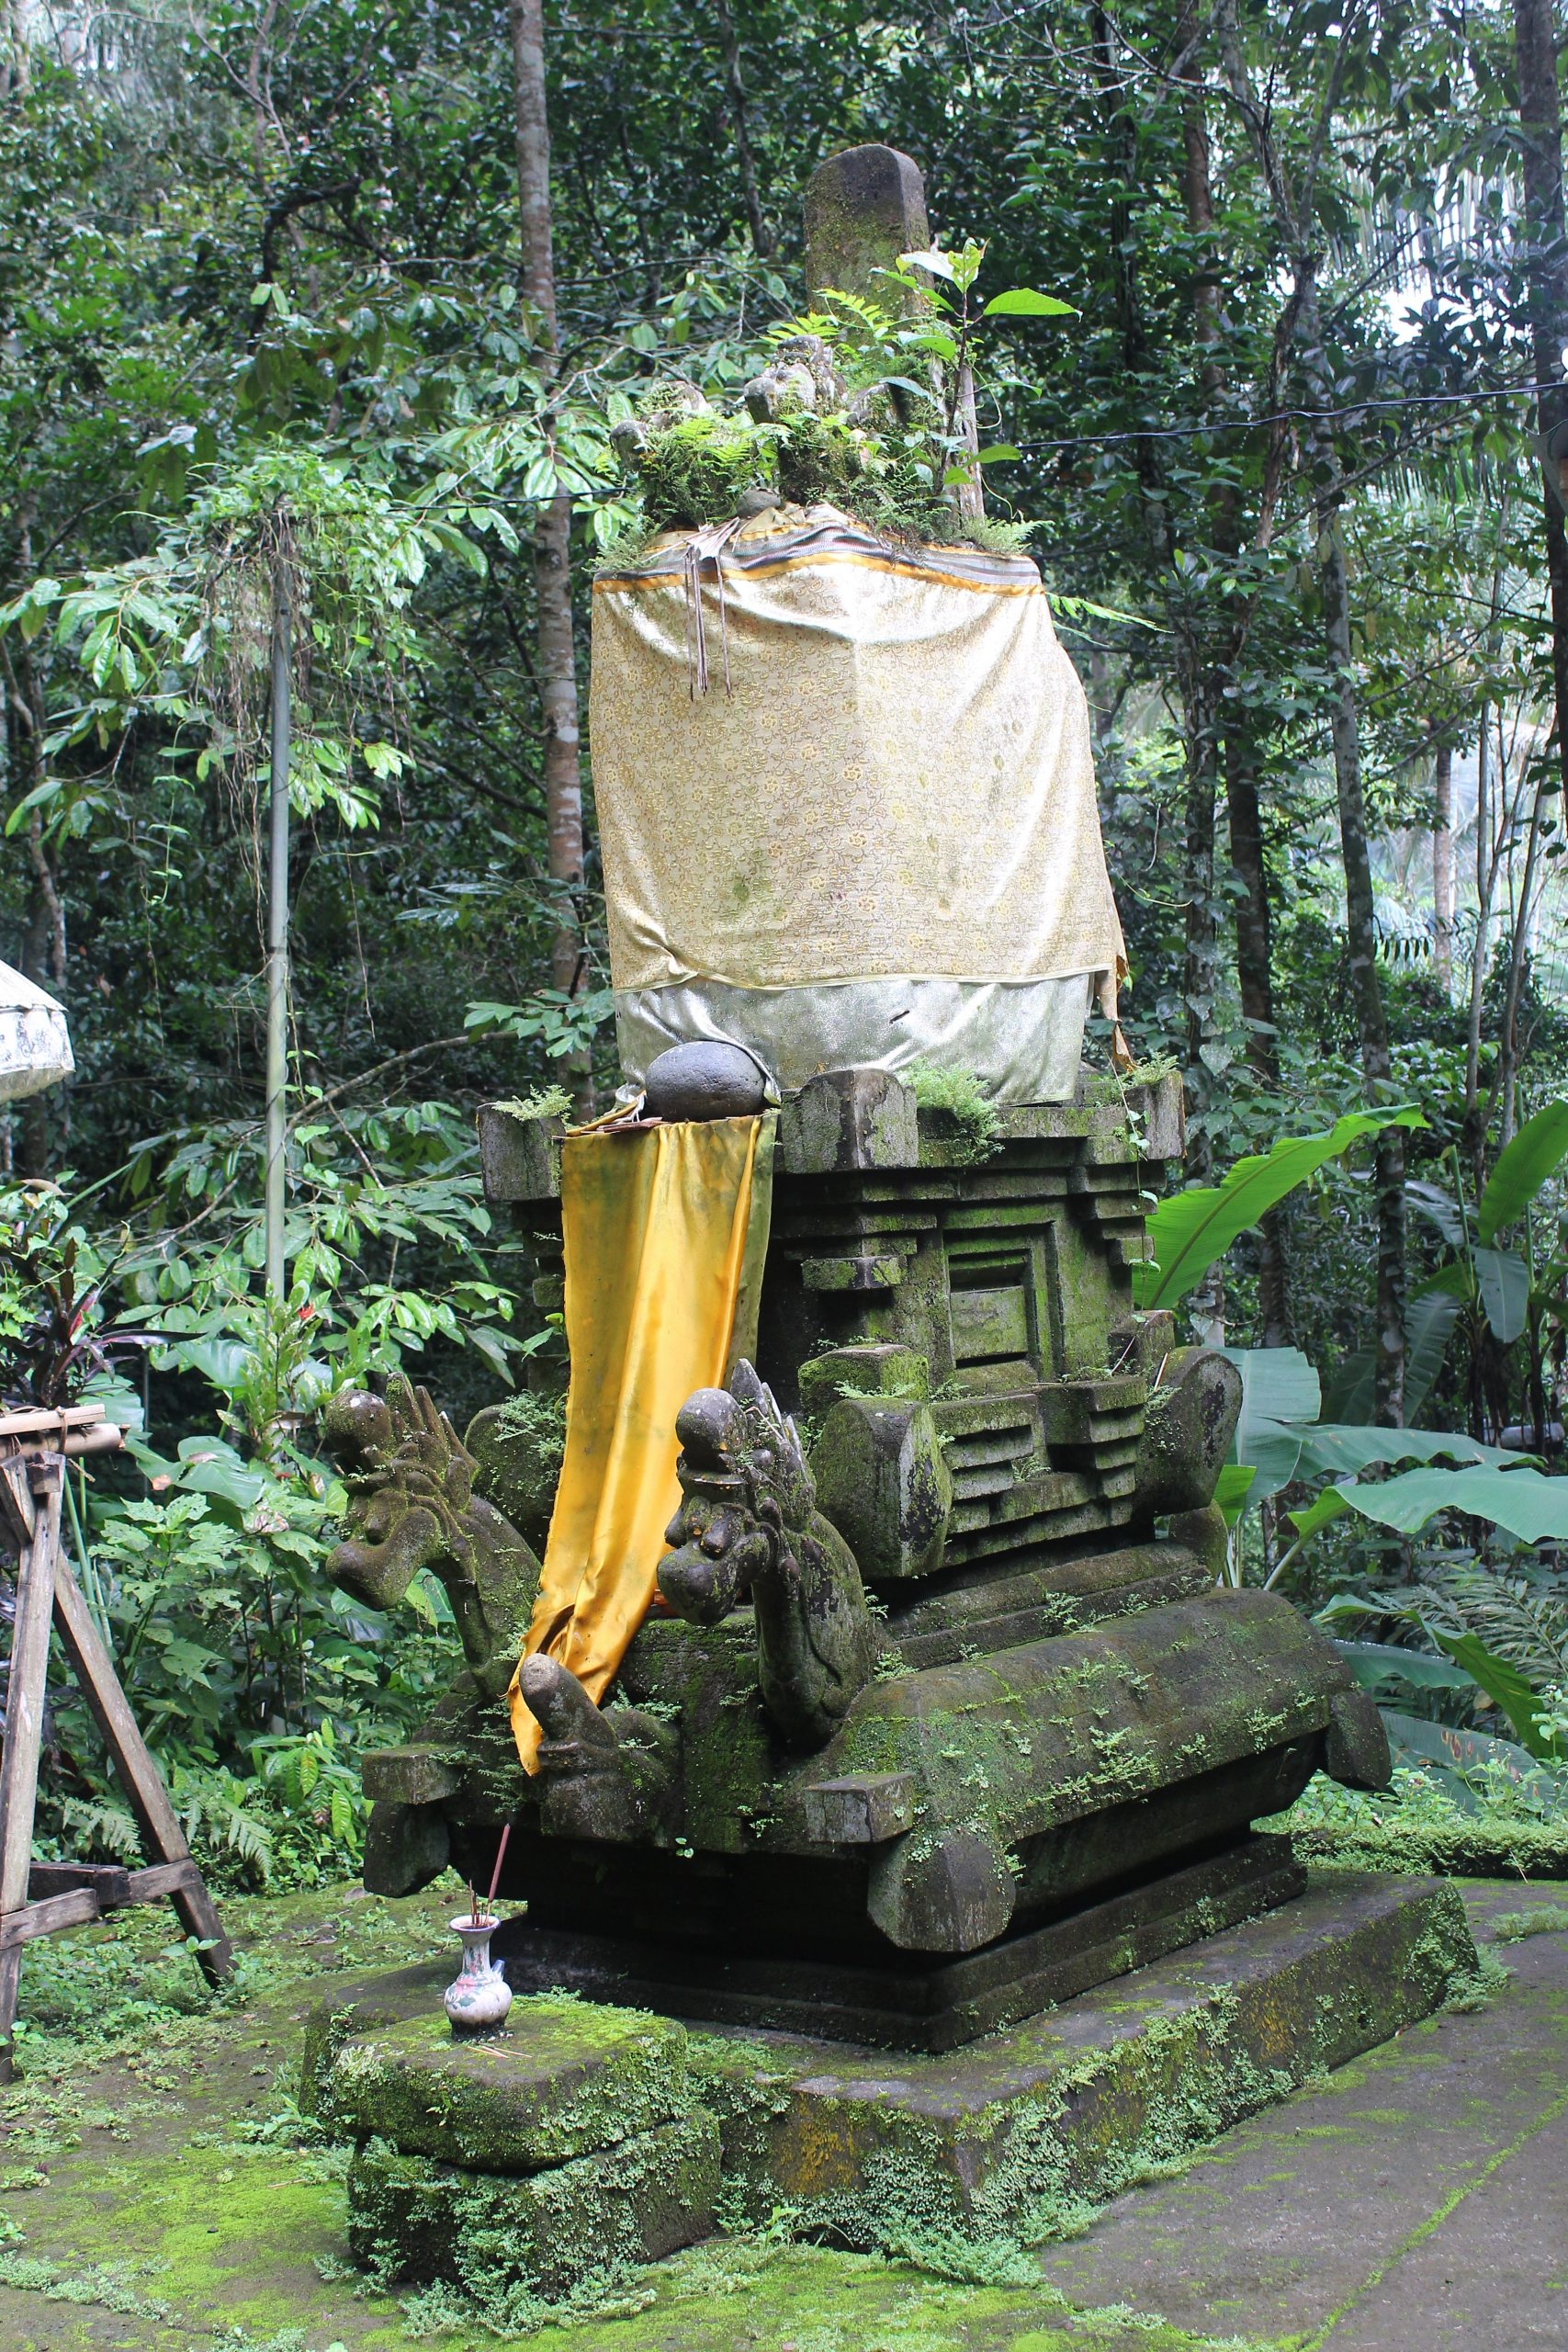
left=615, top=973, right=1096, bottom=1107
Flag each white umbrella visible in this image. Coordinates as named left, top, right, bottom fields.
left=0, top=962, right=73, bottom=1102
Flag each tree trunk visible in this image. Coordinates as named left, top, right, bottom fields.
left=0, top=0, right=29, bottom=98
left=1214, top=0, right=1404, bottom=1418
left=1432, top=738, right=1454, bottom=989
left=1180, top=675, right=1219, bottom=1191
left=714, top=0, right=771, bottom=256
left=1463, top=707, right=1493, bottom=1182
left=1174, top=4, right=1235, bottom=1187
left=508, top=0, right=592, bottom=1110
left=1226, top=729, right=1292, bottom=1341
left=1499, top=764, right=1550, bottom=1145
left=6, top=496, right=63, bottom=1178
left=1514, top=0, right=1568, bottom=806
left=1092, top=6, right=1218, bottom=1170
left=1311, top=378, right=1404, bottom=1422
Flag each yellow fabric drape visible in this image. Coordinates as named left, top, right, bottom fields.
left=508, top=1112, right=773, bottom=1771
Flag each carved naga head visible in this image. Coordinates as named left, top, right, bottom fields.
left=659, top=1360, right=816, bottom=1623
left=323, top=1375, right=479, bottom=1612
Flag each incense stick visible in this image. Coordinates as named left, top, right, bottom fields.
left=486, top=1821, right=512, bottom=1915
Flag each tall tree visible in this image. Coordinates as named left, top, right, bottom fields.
left=1216, top=0, right=1406, bottom=1420
left=1513, top=0, right=1568, bottom=807
left=509, top=0, right=590, bottom=1106
left=1432, top=738, right=1454, bottom=989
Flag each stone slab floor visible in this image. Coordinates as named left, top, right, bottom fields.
left=1, top=1877, right=1564, bottom=2352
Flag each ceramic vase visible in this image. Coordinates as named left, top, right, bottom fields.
left=444, top=1914, right=513, bottom=2032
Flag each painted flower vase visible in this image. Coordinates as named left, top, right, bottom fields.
left=444, top=1914, right=513, bottom=2033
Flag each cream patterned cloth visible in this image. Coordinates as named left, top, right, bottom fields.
left=589, top=506, right=1125, bottom=1099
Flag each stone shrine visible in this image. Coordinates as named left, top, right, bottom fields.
left=303, top=145, right=1481, bottom=2304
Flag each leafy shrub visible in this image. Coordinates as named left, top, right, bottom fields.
left=905, top=1060, right=1002, bottom=1164
left=637, top=412, right=778, bottom=528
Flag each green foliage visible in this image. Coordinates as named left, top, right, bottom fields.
left=491, top=1084, right=574, bottom=1122
left=1490, top=1905, right=1568, bottom=1940
left=0, top=1187, right=141, bottom=1409
left=1279, top=1762, right=1568, bottom=1882
left=1429, top=1629, right=1565, bottom=1762
left=1222, top=1345, right=1320, bottom=1504
left=0, top=1158, right=484, bottom=1888
left=466, top=991, right=617, bottom=1066
left=905, top=1061, right=1002, bottom=1163
left=1303, top=1463, right=1568, bottom=1549
left=1137, top=1110, right=1427, bottom=1312
left=637, top=411, right=780, bottom=528
left=1476, top=1101, right=1568, bottom=1244
left=0, top=0, right=1565, bottom=1906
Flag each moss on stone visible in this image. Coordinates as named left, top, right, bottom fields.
left=688, top=1873, right=1480, bottom=2260
left=326, top=1997, right=691, bottom=2172
left=638, top=412, right=780, bottom=527
left=344, top=2109, right=720, bottom=2302
left=1272, top=1765, right=1568, bottom=1881
left=907, top=1060, right=1003, bottom=1164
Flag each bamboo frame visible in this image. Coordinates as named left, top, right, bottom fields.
left=0, top=1422, right=231, bottom=2080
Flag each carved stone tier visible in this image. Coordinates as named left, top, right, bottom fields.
left=341, top=1064, right=1389, bottom=2043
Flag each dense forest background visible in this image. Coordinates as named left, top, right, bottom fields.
left=5, top=0, right=1568, bottom=1884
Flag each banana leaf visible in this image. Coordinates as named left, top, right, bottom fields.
left=1288, top=1485, right=1354, bottom=1541
left=1380, top=1708, right=1561, bottom=1810
left=1213, top=1461, right=1256, bottom=1527
left=1429, top=1628, right=1562, bottom=1761
left=1135, top=1105, right=1426, bottom=1313
left=1333, top=1638, right=1478, bottom=1698
left=1404, top=1180, right=1464, bottom=1245
left=1293, top=1424, right=1529, bottom=1477
left=1331, top=1462, right=1568, bottom=1546
left=1222, top=1344, right=1321, bottom=1503
left=1473, top=1245, right=1529, bottom=1344
left=1476, top=1098, right=1568, bottom=1244
left=1404, top=1290, right=1462, bottom=1424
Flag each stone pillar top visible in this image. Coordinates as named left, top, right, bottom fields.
left=804, top=143, right=931, bottom=308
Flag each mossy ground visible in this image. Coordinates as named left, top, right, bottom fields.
left=0, top=1877, right=1274, bottom=2350
left=1, top=1872, right=1561, bottom=2350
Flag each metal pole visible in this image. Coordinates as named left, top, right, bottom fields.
left=264, top=558, right=291, bottom=1302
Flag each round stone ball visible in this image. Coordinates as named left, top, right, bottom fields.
left=643, top=1041, right=769, bottom=1123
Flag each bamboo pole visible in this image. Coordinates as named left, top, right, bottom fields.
left=265, top=555, right=291, bottom=1302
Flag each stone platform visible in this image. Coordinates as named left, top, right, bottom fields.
left=489, top=1829, right=1308, bottom=2052
left=302, top=1869, right=1482, bottom=2297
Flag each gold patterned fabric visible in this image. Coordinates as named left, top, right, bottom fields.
left=590, top=507, right=1125, bottom=1011
left=508, top=1113, right=773, bottom=1773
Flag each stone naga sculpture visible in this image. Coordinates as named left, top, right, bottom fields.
left=659, top=1361, right=876, bottom=1748
left=516, top=1363, right=876, bottom=1842
left=514, top=1653, right=680, bottom=1843
left=324, top=1378, right=540, bottom=1700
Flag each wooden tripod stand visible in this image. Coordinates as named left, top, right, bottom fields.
left=0, top=1405, right=232, bottom=2081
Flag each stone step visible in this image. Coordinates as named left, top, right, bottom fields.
left=325, top=1994, right=691, bottom=2171
left=312, top=1868, right=1481, bottom=2283
left=345, top=2108, right=719, bottom=2299
left=699, top=1870, right=1481, bottom=2245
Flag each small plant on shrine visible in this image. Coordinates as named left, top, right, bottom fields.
left=605, top=239, right=1073, bottom=556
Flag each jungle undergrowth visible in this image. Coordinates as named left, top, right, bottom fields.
left=4, top=1879, right=456, bottom=2114
left=0, top=2249, right=172, bottom=2320
left=1489, top=1903, right=1568, bottom=1940
left=1274, top=1764, right=1568, bottom=1880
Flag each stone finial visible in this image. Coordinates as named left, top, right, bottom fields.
left=804, top=143, right=931, bottom=309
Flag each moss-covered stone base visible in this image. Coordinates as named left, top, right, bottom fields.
left=344, top=2109, right=721, bottom=2298
left=308, top=1870, right=1481, bottom=2286
left=698, top=1869, right=1483, bottom=2248
left=327, top=1995, right=691, bottom=2168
